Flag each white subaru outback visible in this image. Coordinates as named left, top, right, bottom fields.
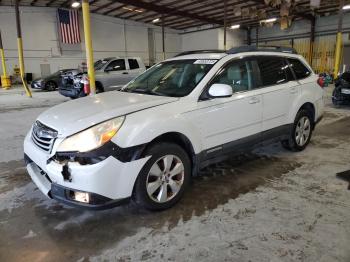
left=24, top=46, right=324, bottom=210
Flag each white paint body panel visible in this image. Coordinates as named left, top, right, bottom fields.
left=24, top=133, right=150, bottom=199
left=184, top=90, right=263, bottom=149
left=37, top=91, right=178, bottom=137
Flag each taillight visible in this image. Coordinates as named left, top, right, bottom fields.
left=317, top=77, right=325, bottom=88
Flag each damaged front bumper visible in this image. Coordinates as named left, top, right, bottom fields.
left=23, top=132, right=150, bottom=210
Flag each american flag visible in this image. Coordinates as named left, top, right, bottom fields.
left=57, top=9, right=81, bottom=44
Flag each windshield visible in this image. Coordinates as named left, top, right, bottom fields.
left=94, top=59, right=112, bottom=70
left=122, top=59, right=217, bottom=97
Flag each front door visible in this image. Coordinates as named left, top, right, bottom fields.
left=185, top=58, right=263, bottom=158
left=103, top=59, right=131, bottom=89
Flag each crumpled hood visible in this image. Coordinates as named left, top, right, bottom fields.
left=37, top=91, right=178, bottom=137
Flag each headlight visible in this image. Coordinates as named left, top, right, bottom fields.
left=57, top=116, right=125, bottom=152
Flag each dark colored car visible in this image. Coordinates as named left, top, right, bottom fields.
left=31, top=69, right=79, bottom=91
left=332, top=71, right=350, bottom=106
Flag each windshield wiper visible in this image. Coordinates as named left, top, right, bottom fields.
left=128, top=88, right=163, bottom=96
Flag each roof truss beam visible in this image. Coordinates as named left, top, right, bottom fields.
left=113, top=0, right=223, bottom=25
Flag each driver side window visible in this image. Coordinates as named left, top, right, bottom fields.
left=212, top=60, right=253, bottom=93
left=105, top=59, right=126, bottom=71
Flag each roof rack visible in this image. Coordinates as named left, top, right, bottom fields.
left=227, top=45, right=298, bottom=55
left=175, top=50, right=226, bottom=57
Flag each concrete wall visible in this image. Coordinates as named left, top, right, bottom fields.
left=181, top=29, right=220, bottom=51
left=181, top=28, right=246, bottom=51
left=0, top=6, right=246, bottom=79
left=0, top=6, right=181, bottom=78
left=218, top=28, right=246, bottom=50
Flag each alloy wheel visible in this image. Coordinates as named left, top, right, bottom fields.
left=295, top=116, right=311, bottom=146
left=146, top=155, right=185, bottom=203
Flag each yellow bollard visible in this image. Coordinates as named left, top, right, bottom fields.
left=1, top=75, right=11, bottom=89
left=0, top=30, right=11, bottom=89
left=82, top=0, right=96, bottom=95
left=0, top=49, right=11, bottom=89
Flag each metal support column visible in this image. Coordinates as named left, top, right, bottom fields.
left=15, top=0, right=32, bottom=97
left=256, top=26, right=259, bottom=47
left=224, top=0, right=227, bottom=51
left=309, top=17, right=316, bottom=67
left=82, top=0, right=96, bottom=95
left=0, top=30, right=11, bottom=89
left=247, top=27, right=251, bottom=46
left=334, top=0, right=344, bottom=77
left=162, top=15, right=165, bottom=60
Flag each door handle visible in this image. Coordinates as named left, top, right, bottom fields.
left=248, top=97, right=260, bottom=104
left=122, top=72, right=129, bottom=74
left=290, top=87, right=298, bottom=94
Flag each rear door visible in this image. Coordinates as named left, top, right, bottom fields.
left=127, top=58, right=144, bottom=81
left=253, top=56, right=299, bottom=140
left=288, top=57, right=324, bottom=119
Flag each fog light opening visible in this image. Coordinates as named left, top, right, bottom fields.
left=72, top=191, right=90, bottom=203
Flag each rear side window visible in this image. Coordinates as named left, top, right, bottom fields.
left=288, top=58, right=311, bottom=80
left=128, top=59, right=140, bottom=70
left=256, top=57, right=290, bottom=87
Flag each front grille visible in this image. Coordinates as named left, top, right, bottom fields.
left=31, top=121, right=58, bottom=153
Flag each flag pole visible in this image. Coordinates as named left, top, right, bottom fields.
left=56, top=9, right=63, bottom=56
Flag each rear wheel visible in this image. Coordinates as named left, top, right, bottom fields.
left=133, top=143, right=191, bottom=211
left=281, top=109, right=313, bottom=151
left=96, top=82, right=104, bottom=94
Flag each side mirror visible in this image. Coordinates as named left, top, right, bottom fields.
left=208, top=83, right=233, bottom=98
left=104, top=68, right=112, bottom=72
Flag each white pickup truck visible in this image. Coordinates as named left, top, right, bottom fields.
left=59, top=57, right=146, bottom=99
left=95, top=57, right=146, bottom=91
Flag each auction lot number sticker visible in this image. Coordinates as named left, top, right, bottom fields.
left=194, top=60, right=218, bottom=65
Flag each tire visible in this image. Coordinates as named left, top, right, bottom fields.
left=96, top=82, right=104, bottom=94
left=332, top=88, right=343, bottom=106
left=133, top=143, right=191, bottom=211
left=45, top=81, right=57, bottom=91
left=281, top=109, right=313, bottom=152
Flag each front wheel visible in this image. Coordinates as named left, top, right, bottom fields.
left=281, top=110, right=313, bottom=151
left=133, top=143, right=191, bottom=211
left=45, top=81, right=57, bottom=91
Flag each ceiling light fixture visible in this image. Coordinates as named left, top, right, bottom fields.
left=261, top=17, right=277, bottom=23
left=71, top=1, right=80, bottom=8
left=122, top=7, right=144, bottom=13
left=230, top=24, right=240, bottom=29
left=152, top=18, right=160, bottom=23
left=343, top=4, right=350, bottom=10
